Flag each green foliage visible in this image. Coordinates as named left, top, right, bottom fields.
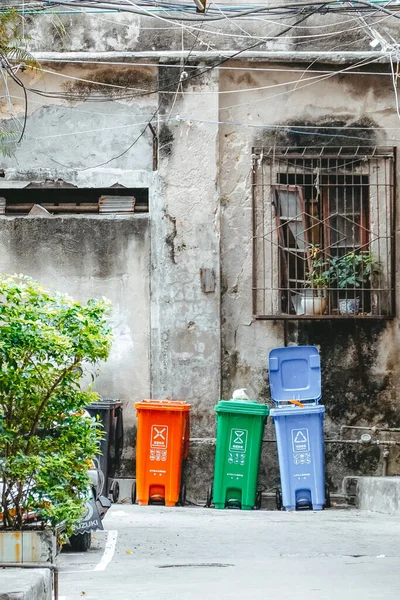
left=326, top=251, right=380, bottom=289
left=0, top=8, right=36, bottom=67
left=0, top=8, right=38, bottom=155
left=305, top=245, right=381, bottom=290
left=0, top=274, right=113, bottom=532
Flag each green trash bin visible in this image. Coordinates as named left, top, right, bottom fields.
left=210, top=399, right=269, bottom=510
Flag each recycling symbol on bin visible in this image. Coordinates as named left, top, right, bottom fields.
left=291, top=428, right=310, bottom=453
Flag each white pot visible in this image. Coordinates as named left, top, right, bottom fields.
left=301, top=295, right=327, bottom=316
left=294, top=289, right=327, bottom=316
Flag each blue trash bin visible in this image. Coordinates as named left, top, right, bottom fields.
left=268, top=346, right=326, bottom=511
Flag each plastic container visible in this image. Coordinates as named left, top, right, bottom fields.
left=86, top=398, right=123, bottom=501
left=134, top=399, right=190, bottom=506
left=268, top=345, right=326, bottom=511
left=211, top=399, right=269, bottom=510
left=270, top=404, right=325, bottom=510
left=268, top=345, right=321, bottom=405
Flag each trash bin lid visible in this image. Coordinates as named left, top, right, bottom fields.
left=268, top=346, right=321, bottom=403
left=88, top=398, right=122, bottom=410
left=135, top=399, right=191, bottom=412
left=215, top=399, right=269, bottom=416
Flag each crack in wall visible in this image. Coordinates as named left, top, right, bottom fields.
left=163, top=209, right=177, bottom=264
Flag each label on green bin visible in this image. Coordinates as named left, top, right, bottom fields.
left=229, top=428, right=248, bottom=453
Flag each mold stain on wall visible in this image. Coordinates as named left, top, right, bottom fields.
left=63, top=67, right=155, bottom=100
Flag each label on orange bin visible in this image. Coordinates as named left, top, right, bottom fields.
left=151, top=425, right=168, bottom=449
left=150, top=425, right=168, bottom=463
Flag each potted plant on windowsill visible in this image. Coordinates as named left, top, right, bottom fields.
left=0, top=274, right=112, bottom=562
left=326, top=250, right=380, bottom=315
left=294, top=245, right=330, bottom=315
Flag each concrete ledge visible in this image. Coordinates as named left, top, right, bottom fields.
left=0, top=568, right=52, bottom=600
left=344, top=476, right=400, bottom=515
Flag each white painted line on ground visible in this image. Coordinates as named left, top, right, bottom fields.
left=93, top=530, right=118, bottom=572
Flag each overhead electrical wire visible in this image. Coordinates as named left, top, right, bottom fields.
left=24, top=58, right=394, bottom=77
left=32, top=55, right=387, bottom=99
left=1, top=3, right=328, bottom=168
left=15, top=4, right=331, bottom=105
left=9, top=87, right=400, bottom=133
left=33, top=1, right=400, bottom=23
left=2, top=0, right=399, bottom=165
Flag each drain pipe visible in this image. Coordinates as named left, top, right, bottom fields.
left=262, top=438, right=399, bottom=444
left=0, top=562, right=58, bottom=600
left=382, top=448, right=390, bottom=476
left=341, top=425, right=400, bottom=435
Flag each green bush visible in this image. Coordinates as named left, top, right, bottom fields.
left=0, top=274, right=113, bottom=532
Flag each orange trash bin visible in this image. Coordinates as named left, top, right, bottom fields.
left=135, top=400, right=191, bottom=507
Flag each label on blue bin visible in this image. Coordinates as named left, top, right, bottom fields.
left=292, top=428, right=311, bottom=468
left=291, top=428, right=309, bottom=452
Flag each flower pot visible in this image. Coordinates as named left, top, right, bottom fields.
left=339, top=298, right=360, bottom=315
left=0, top=530, right=57, bottom=563
left=293, top=289, right=327, bottom=316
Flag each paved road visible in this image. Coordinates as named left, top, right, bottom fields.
left=58, top=505, right=400, bottom=599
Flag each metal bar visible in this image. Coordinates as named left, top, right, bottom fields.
left=254, top=314, right=394, bottom=320
left=391, top=148, right=396, bottom=317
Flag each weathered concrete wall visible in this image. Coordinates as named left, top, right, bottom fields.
left=0, top=216, right=150, bottom=473
left=219, top=62, right=400, bottom=492
left=0, top=65, right=157, bottom=175
left=151, top=67, right=221, bottom=436
left=352, top=476, right=400, bottom=514
left=1, top=568, right=52, bottom=600
left=1, top=8, right=400, bottom=498
left=23, top=10, right=400, bottom=54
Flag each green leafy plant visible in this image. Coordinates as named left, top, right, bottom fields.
left=0, top=9, right=34, bottom=65
left=304, top=244, right=330, bottom=290
left=0, top=8, right=38, bottom=154
left=0, top=274, right=113, bottom=533
left=326, top=250, right=380, bottom=289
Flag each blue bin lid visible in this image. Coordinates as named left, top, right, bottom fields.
left=268, top=346, right=321, bottom=403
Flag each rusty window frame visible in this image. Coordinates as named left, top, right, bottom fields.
left=252, top=146, right=396, bottom=319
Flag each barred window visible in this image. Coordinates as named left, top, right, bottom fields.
left=252, top=147, right=395, bottom=318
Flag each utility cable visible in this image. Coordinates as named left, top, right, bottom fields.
left=23, top=4, right=331, bottom=104
left=39, top=0, right=400, bottom=23
left=8, top=4, right=326, bottom=169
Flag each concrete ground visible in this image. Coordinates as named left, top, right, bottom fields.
left=57, top=505, right=400, bottom=600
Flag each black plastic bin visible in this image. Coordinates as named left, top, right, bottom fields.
left=86, top=398, right=124, bottom=502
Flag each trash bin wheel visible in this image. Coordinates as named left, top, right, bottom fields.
left=179, top=483, right=187, bottom=507
left=69, top=531, right=92, bottom=552
left=325, top=484, right=331, bottom=509
left=206, top=484, right=213, bottom=508
left=109, top=481, right=120, bottom=504
left=275, top=488, right=283, bottom=511
left=255, top=490, right=262, bottom=510
left=131, top=481, right=137, bottom=505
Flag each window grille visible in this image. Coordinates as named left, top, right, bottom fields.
left=252, top=147, right=395, bottom=319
